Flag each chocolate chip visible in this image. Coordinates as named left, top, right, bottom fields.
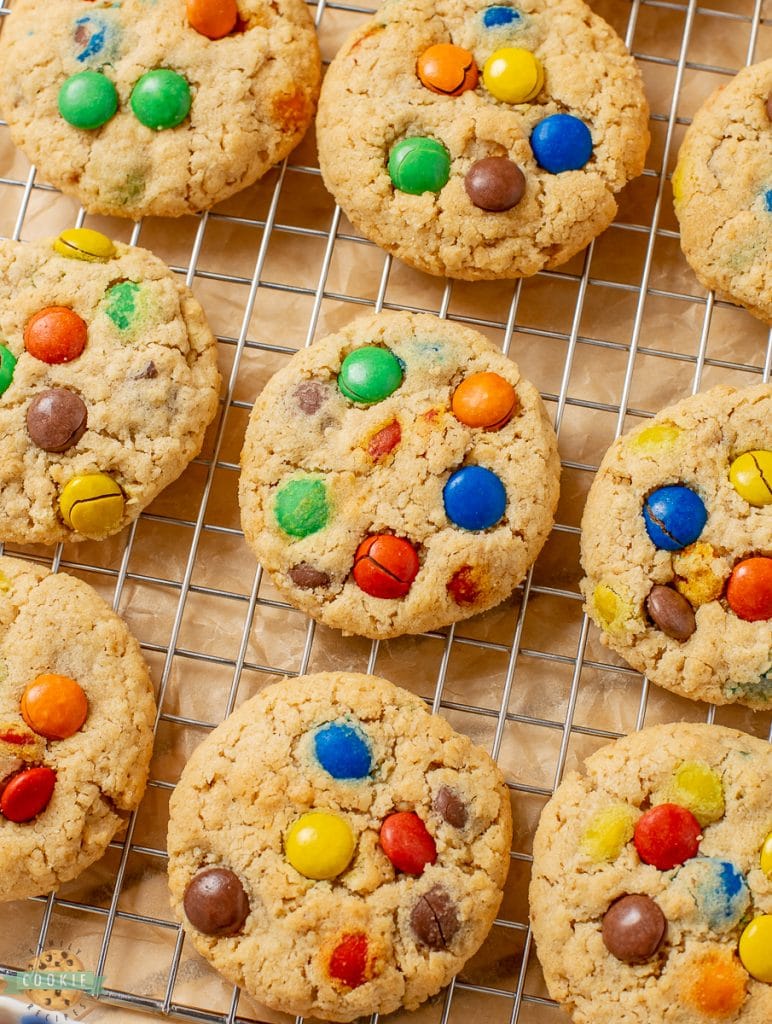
left=133, top=361, right=158, bottom=379
left=183, top=867, right=250, bottom=936
left=433, top=786, right=468, bottom=828
left=26, top=389, right=87, bottom=452
left=602, top=894, right=666, bottom=963
left=410, top=885, right=460, bottom=949
left=464, top=157, right=526, bottom=212
left=289, top=563, right=330, bottom=589
left=294, top=381, right=327, bottom=414
left=646, top=585, right=696, bottom=641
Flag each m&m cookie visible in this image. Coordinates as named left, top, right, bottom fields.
left=167, top=672, right=512, bottom=1021
left=674, top=59, right=772, bottom=325
left=316, top=0, right=649, bottom=279
left=0, top=235, right=220, bottom=543
left=0, top=0, right=320, bottom=218
left=530, top=724, right=772, bottom=1024
left=0, top=556, right=155, bottom=902
left=238, top=311, right=560, bottom=638
left=581, top=384, right=772, bottom=708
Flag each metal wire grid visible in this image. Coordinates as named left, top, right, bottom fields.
left=0, top=0, right=769, bottom=1020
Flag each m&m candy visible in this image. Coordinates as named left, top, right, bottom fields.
left=629, top=422, right=682, bottom=453
left=601, top=894, right=666, bottom=963
left=24, top=307, right=87, bottom=364
left=58, top=71, right=118, bottom=130
left=314, top=722, right=372, bottom=780
left=443, top=465, right=506, bottom=531
left=738, top=915, right=772, bottom=982
left=684, top=858, right=749, bottom=931
left=353, top=534, right=419, bottom=598
left=530, top=113, right=593, bottom=174
left=642, top=484, right=707, bottom=551
left=388, top=137, right=451, bottom=195
left=130, top=69, right=192, bottom=130
left=186, top=0, right=238, bottom=39
left=417, top=44, right=478, bottom=96
left=0, top=346, right=16, bottom=396
left=328, top=932, right=372, bottom=988
left=452, top=372, right=517, bottom=429
left=183, top=866, right=250, bottom=935
left=729, top=450, right=772, bottom=506
left=380, top=811, right=437, bottom=874
left=655, top=761, right=724, bottom=827
left=59, top=473, right=124, bottom=537
left=338, top=347, right=403, bottom=404
left=580, top=803, right=637, bottom=862
left=21, top=674, right=88, bottom=740
left=367, top=419, right=401, bottom=460
left=54, top=228, right=116, bottom=262
left=26, top=389, right=88, bottom=453
left=645, top=585, right=696, bottom=641
left=464, top=157, right=526, bottom=212
left=447, top=565, right=480, bottom=605
left=411, top=885, right=459, bottom=948
left=482, top=6, right=522, bottom=28
left=285, top=811, right=356, bottom=879
left=726, top=556, right=772, bottom=621
left=0, top=766, right=56, bottom=823
left=633, top=803, right=701, bottom=870
left=274, top=477, right=329, bottom=538
left=761, top=831, right=772, bottom=877
left=683, top=950, right=748, bottom=1016
left=483, top=47, right=543, bottom=104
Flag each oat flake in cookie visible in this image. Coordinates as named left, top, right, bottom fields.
left=238, top=310, right=560, bottom=639
left=316, top=0, right=649, bottom=280
left=674, top=59, right=772, bottom=325
left=0, top=232, right=220, bottom=544
left=167, top=672, right=512, bottom=1022
left=581, top=385, right=772, bottom=709
left=530, top=723, right=772, bottom=1024
left=0, top=556, right=155, bottom=902
left=0, top=0, right=321, bottom=218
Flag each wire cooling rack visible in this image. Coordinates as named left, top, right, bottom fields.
left=0, top=0, right=770, bottom=1022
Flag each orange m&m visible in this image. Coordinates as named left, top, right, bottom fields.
left=726, top=556, right=772, bottom=622
left=24, top=307, right=87, bottom=364
left=353, top=534, right=419, bottom=599
left=417, top=44, right=479, bottom=96
left=451, top=372, right=518, bottom=430
left=21, top=673, right=89, bottom=740
left=682, top=950, right=747, bottom=1018
left=186, top=0, right=238, bottom=39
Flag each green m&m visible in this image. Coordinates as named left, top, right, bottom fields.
left=0, top=346, right=16, bottom=396
left=388, top=137, right=451, bottom=195
left=338, top=347, right=403, bottom=404
left=275, top=477, right=329, bottom=537
left=58, top=71, right=118, bottom=130
left=130, top=69, right=191, bottom=130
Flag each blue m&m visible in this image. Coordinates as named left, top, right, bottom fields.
left=444, top=465, right=506, bottom=531
left=643, top=484, right=707, bottom=551
left=530, top=114, right=593, bottom=174
left=314, top=722, right=372, bottom=780
left=483, top=6, right=522, bottom=28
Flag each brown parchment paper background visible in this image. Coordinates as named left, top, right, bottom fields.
left=0, top=0, right=770, bottom=1021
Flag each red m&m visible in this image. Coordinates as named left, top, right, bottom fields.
left=353, top=535, right=419, bottom=598
left=726, top=556, right=772, bottom=622
left=24, top=307, right=87, bottom=364
left=633, top=803, right=701, bottom=870
left=380, top=811, right=437, bottom=874
left=328, top=932, right=372, bottom=989
left=0, top=765, right=56, bottom=823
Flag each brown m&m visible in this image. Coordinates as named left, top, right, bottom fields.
left=464, top=157, right=526, bottom=212
left=601, top=894, right=666, bottom=963
left=288, top=563, right=330, bottom=589
left=645, top=585, right=696, bottom=641
left=26, top=389, right=88, bottom=453
left=411, top=886, right=460, bottom=949
left=434, top=785, right=467, bottom=828
left=184, top=866, right=250, bottom=936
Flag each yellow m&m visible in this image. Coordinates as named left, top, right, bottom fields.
left=483, top=48, right=544, bottom=104
left=628, top=422, right=682, bottom=453
left=285, top=811, right=355, bottom=880
left=580, top=803, right=637, bottom=862
left=729, top=450, right=772, bottom=507
left=738, top=915, right=772, bottom=983
left=592, top=584, right=633, bottom=636
left=59, top=473, right=124, bottom=538
left=761, top=832, right=772, bottom=877
left=654, top=761, right=725, bottom=827
left=54, top=228, right=116, bottom=263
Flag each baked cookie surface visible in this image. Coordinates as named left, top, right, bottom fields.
left=0, top=555, right=156, bottom=902
left=167, top=671, right=512, bottom=1022
left=0, top=232, right=220, bottom=545
left=316, top=0, right=649, bottom=280
left=674, top=60, right=772, bottom=325
left=581, top=385, right=771, bottom=709
left=530, top=723, right=772, bottom=1024
left=0, top=0, right=321, bottom=218
left=238, top=310, right=560, bottom=639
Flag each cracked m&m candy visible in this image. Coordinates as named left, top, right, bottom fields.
left=21, top=674, right=88, bottom=741
left=417, top=43, right=478, bottom=96
left=274, top=477, right=329, bottom=538
left=184, top=866, right=250, bottom=935
left=58, top=71, right=118, bottom=130
left=0, top=765, right=56, bottom=823
left=726, top=556, right=772, bottom=621
left=59, top=473, right=124, bottom=537
left=411, top=885, right=460, bottom=948
left=0, top=346, right=16, bottom=396
left=452, top=372, right=517, bottom=429
left=130, top=69, right=192, bottom=130
left=633, top=803, right=701, bottom=870
left=443, top=465, right=506, bottom=531
left=642, top=484, right=707, bottom=551
left=54, top=228, right=116, bottom=262
left=483, top=47, right=543, bottom=104
left=380, top=811, right=437, bottom=874
left=24, top=307, right=88, bottom=364
left=314, top=722, right=372, bottom=779
left=353, top=534, right=419, bottom=598
left=738, top=915, right=772, bottom=982
left=187, top=0, right=238, bottom=39
left=729, top=450, right=772, bottom=506
left=338, top=347, right=402, bottom=404
left=285, top=811, right=355, bottom=879
left=530, top=113, right=593, bottom=174
left=388, top=137, right=451, bottom=195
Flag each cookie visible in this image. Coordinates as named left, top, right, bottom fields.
left=674, top=60, right=772, bottom=325
left=167, top=671, right=512, bottom=1022
left=316, top=0, right=649, bottom=280
left=238, top=310, right=560, bottom=639
left=0, top=232, right=220, bottom=544
left=580, top=384, right=771, bottom=709
left=0, top=555, right=156, bottom=902
left=0, top=0, right=321, bottom=218
left=530, top=723, right=772, bottom=1024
